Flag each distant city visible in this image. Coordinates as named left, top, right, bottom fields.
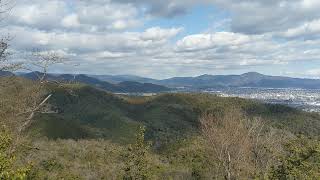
left=120, top=87, right=320, bottom=112
left=202, top=87, right=320, bottom=112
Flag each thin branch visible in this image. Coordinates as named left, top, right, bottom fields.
left=18, top=94, right=52, bottom=133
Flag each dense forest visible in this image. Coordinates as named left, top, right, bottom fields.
left=0, top=75, right=319, bottom=179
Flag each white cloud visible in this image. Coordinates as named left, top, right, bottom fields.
left=301, top=0, right=320, bottom=9
left=279, top=19, right=320, bottom=39
left=1, top=0, right=320, bottom=78
left=141, top=27, right=183, bottom=41
left=62, top=14, right=80, bottom=28
left=11, top=0, right=67, bottom=30
left=208, top=0, right=320, bottom=37
left=176, top=32, right=250, bottom=51
left=4, top=25, right=181, bottom=52
left=114, top=0, right=320, bottom=37
left=10, top=0, right=141, bottom=32
left=174, top=31, right=320, bottom=71
left=306, top=69, right=320, bottom=76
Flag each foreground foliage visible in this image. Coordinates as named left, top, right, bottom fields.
left=269, top=136, right=320, bottom=179
left=0, top=129, right=31, bottom=179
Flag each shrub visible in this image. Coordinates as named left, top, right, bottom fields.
left=0, top=129, right=31, bottom=179
left=269, top=136, right=320, bottom=179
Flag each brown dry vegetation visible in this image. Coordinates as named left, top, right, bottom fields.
left=200, top=108, right=287, bottom=179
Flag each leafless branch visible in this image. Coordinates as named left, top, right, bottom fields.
left=28, top=50, right=66, bottom=82
left=18, top=94, right=52, bottom=132
left=200, top=108, right=279, bottom=179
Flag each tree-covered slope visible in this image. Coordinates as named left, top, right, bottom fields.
left=2, top=77, right=319, bottom=144
left=26, top=82, right=320, bottom=145
left=2, top=77, right=320, bottom=179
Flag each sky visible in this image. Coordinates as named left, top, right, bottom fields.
left=2, top=0, right=320, bottom=79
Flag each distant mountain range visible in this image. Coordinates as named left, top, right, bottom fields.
left=0, top=70, right=14, bottom=77
left=0, top=71, right=170, bottom=93
left=89, top=74, right=157, bottom=84
left=93, top=72, right=320, bottom=89
left=2, top=70, right=320, bottom=90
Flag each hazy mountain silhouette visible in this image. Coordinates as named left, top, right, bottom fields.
left=0, top=70, right=14, bottom=77
left=7, top=71, right=320, bottom=89
left=19, top=71, right=170, bottom=93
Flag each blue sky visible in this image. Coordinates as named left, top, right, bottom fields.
left=144, top=5, right=230, bottom=38
left=1, top=0, right=320, bottom=79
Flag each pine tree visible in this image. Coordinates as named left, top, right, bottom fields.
left=123, top=126, right=152, bottom=180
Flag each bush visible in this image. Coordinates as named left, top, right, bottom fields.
left=269, top=136, right=320, bottom=179
left=0, top=129, right=31, bottom=179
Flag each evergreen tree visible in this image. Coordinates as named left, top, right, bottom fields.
left=269, top=136, right=320, bottom=179
left=123, top=126, right=152, bottom=180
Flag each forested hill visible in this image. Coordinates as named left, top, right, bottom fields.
left=26, top=79, right=320, bottom=144
left=1, top=76, right=320, bottom=179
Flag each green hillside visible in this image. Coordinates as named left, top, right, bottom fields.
left=26, top=81, right=320, bottom=145
left=1, top=77, right=320, bottom=179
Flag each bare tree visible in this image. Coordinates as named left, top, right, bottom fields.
left=200, top=108, right=281, bottom=179
left=25, top=50, right=66, bottom=82
left=0, top=0, right=18, bottom=71
left=17, top=50, right=66, bottom=132
left=0, top=47, right=66, bottom=132
left=0, top=0, right=15, bottom=15
left=0, top=37, right=9, bottom=69
left=0, top=38, right=8, bottom=64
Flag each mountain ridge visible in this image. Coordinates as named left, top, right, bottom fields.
left=151, top=72, right=320, bottom=89
left=90, top=72, right=320, bottom=89
left=3, top=70, right=320, bottom=89
left=0, top=70, right=14, bottom=77
left=18, top=71, right=170, bottom=93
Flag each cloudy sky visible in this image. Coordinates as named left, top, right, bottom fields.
left=2, top=0, right=320, bottom=79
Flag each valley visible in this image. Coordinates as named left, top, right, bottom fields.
left=1, top=76, right=320, bottom=179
